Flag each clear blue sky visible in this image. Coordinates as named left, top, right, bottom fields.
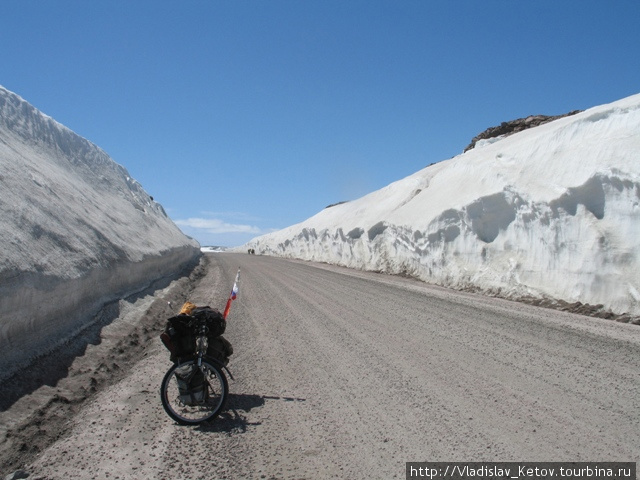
left=1, top=1, right=638, bottom=246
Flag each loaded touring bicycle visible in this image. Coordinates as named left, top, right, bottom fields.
left=159, top=269, right=239, bottom=425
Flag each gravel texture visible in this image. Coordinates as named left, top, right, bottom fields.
left=2, top=253, right=639, bottom=479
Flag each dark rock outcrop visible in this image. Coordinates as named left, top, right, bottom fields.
left=464, top=110, right=582, bottom=152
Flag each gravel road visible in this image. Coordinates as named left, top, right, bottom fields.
left=4, top=253, right=640, bottom=479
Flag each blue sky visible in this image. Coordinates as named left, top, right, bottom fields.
left=1, top=1, right=639, bottom=246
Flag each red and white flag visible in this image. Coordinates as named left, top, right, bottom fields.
left=223, top=268, right=240, bottom=319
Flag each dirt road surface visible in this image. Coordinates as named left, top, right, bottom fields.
left=2, top=253, right=640, bottom=479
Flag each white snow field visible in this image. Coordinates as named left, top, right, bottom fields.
left=246, top=93, right=640, bottom=317
left=0, top=86, right=200, bottom=381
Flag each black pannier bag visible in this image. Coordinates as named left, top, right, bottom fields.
left=161, top=306, right=233, bottom=364
left=207, top=335, right=234, bottom=365
left=161, top=314, right=196, bottom=361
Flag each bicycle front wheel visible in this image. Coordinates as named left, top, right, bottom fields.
left=160, top=358, right=228, bottom=425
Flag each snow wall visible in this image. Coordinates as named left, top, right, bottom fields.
left=0, top=87, right=201, bottom=381
left=247, top=94, right=640, bottom=317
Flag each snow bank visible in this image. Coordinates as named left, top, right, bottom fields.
left=0, top=86, right=201, bottom=380
left=246, top=94, right=640, bottom=316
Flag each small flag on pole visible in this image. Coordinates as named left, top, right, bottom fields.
left=223, top=268, right=240, bottom=319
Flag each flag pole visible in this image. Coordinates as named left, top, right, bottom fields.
left=223, top=268, right=240, bottom=319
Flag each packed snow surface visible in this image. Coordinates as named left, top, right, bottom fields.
left=0, top=86, right=200, bottom=380
left=247, top=93, right=640, bottom=316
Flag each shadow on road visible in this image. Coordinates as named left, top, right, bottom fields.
left=196, top=393, right=306, bottom=434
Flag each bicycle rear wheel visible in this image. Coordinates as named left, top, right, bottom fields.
left=160, top=358, right=228, bottom=425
